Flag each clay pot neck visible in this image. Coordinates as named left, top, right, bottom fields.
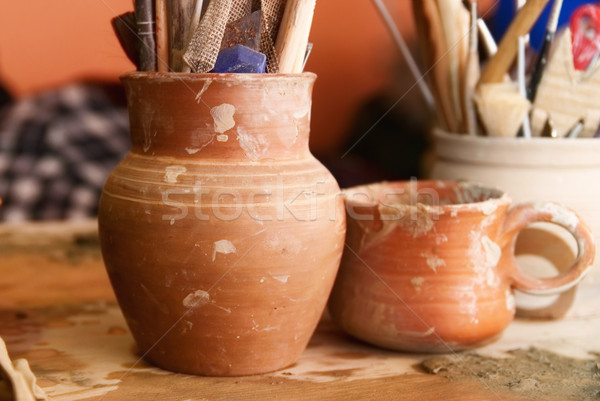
left=122, top=72, right=317, bottom=161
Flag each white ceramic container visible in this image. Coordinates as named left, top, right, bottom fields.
left=430, top=130, right=600, bottom=318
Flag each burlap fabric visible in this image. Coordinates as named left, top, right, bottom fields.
left=184, top=0, right=285, bottom=72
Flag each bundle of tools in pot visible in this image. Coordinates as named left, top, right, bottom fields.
left=375, top=0, right=600, bottom=138
left=112, top=0, right=315, bottom=74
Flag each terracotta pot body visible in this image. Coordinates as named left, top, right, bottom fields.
left=328, top=181, right=594, bottom=352
left=98, top=72, right=346, bottom=376
left=429, top=130, right=600, bottom=318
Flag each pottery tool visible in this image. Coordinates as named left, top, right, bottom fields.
left=135, top=0, right=157, bottom=71
left=478, top=0, right=551, bottom=86
left=528, top=0, right=564, bottom=101
left=530, top=29, right=600, bottom=137
left=518, top=35, right=533, bottom=138
left=412, top=0, right=460, bottom=132
left=112, top=12, right=140, bottom=68
left=302, top=42, right=313, bottom=70
left=478, top=18, right=498, bottom=56
left=372, top=0, right=435, bottom=112
left=474, top=82, right=531, bottom=137
left=461, top=1, right=480, bottom=135
left=513, top=0, right=532, bottom=138
left=541, top=115, right=558, bottom=138
left=275, top=0, right=316, bottom=73
left=168, top=0, right=198, bottom=71
left=566, top=118, right=585, bottom=138
left=156, top=0, right=170, bottom=71
left=437, top=0, right=471, bottom=132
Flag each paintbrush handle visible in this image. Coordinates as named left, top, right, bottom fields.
left=275, top=0, right=317, bottom=73
left=156, top=0, right=170, bottom=71
left=478, top=0, right=551, bottom=86
left=135, top=0, right=157, bottom=71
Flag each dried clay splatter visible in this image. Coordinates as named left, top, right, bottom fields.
left=421, top=348, right=600, bottom=401
left=210, top=104, right=236, bottom=133
left=164, top=166, right=187, bottom=184
left=212, top=240, right=236, bottom=261
left=182, top=290, right=210, bottom=308
left=236, top=127, right=268, bottom=160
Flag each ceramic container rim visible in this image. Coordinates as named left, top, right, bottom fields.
left=343, top=180, right=510, bottom=214
left=433, top=128, right=600, bottom=167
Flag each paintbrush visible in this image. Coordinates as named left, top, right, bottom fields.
left=156, top=0, right=170, bottom=71
left=135, top=0, right=157, bottom=71
left=275, top=0, right=317, bottom=73
left=168, top=0, right=199, bottom=71
left=372, top=0, right=435, bottom=112
left=478, top=0, right=551, bottom=86
left=112, top=12, right=140, bottom=68
left=528, top=0, right=564, bottom=101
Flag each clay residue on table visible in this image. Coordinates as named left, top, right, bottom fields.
left=421, top=347, right=600, bottom=401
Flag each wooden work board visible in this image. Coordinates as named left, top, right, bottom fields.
left=0, top=221, right=598, bottom=401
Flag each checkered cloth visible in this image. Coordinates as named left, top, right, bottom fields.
left=0, top=83, right=130, bottom=222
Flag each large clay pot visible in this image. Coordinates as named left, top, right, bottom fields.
left=429, top=130, right=600, bottom=318
left=98, top=72, right=346, bottom=376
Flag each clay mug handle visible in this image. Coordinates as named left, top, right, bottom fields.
left=499, top=202, right=596, bottom=295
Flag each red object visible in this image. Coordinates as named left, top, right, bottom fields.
left=571, top=4, right=600, bottom=71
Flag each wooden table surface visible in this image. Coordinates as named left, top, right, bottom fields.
left=1, top=221, right=598, bottom=401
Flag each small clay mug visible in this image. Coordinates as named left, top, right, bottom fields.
left=328, top=181, right=595, bottom=352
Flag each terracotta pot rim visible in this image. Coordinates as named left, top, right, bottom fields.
left=342, top=180, right=510, bottom=212
left=120, top=71, right=317, bottom=83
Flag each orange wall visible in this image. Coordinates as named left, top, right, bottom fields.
left=0, top=1, right=494, bottom=153
left=0, top=1, right=135, bottom=94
